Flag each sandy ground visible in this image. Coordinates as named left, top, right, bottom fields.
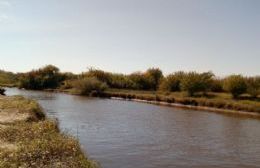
left=0, top=96, right=30, bottom=151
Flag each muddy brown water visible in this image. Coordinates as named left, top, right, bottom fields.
left=5, top=88, right=260, bottom=168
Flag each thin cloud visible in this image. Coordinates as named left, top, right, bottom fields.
left=0, top=14, right=8, bottom=22
left=0, top=1, right=12, bottom=23
left=0, top=0, right=11, bottom=7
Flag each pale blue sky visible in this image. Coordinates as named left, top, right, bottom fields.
left=0, top=0, right=259, bottom=76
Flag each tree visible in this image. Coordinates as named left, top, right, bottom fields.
left=128, top=72, right=150, bottom=90
left=159, top=74, right=181, bottom=92
left=84, top=68, right=111, bottom=84
left=144, top=68, right=163, bottom=90
left=246, top=76, right=260, bottom=98
left=19, top=65, right=64, bottom=90
left=159, top=72, right=185, bottom=92
left=223, top=75, right=247, bottom=99
left=210, top=78, right=224, bottom=92
left=109, top=73, right=133, bottom=89
left=38, top=65, right=62, bottom=88
left=180, top=71, right=214, bottom=96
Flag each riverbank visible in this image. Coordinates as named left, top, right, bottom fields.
left=101, top=89, right=260, bottom=117
left=0, top=95, right=98, bottom=168
left=0, top=84, right=17, bottom=88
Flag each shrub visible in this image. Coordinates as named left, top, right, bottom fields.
left=60, top=80, right=75, bottom=90
left=0, top=87, right=5, bottom=95
left=144, top=68, right=163, bottom=90
left=0, top=70, right=18, bottom=86
left=83, top=68, right=111, bottom=84
left=210, top=78, right=224, bottom=92
left=82, top=67, right=163, bottom=91
left=246, top=77, right=260, bottom=98
left=180, top=71, right=214, bottom=96
left=72, top=77, right=108, bottom=96
left=19, top=65, right=64, bottom=90
left=108, top=73, right=135, bottom=89
left=128, top=72, right=150, bottom=90
left=223, top=75, right=247, bottom=99
left=159, top=72, right=185, bottom=92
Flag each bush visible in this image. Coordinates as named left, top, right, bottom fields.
left=0, top=87, right=5, bottom=95
left=83, top=68, right=111, bottom=84
left=223, top=75, right=247, bottom=99
left=72, top=77, right=108, bottom=96
left=159, top=72, right=185, bottom=92
left=144, top=68, right=163, bottom=90
left=180, top=72, right=214, bottom=96
left=128, top=72, right=150, bottom=90
left=19, top=65, right=64, bottom=90
left=82, top=67, right=162, bottom=91
left=108, top=73, right=135, bottom=89
left=246, top=77, right=260, bottom=98
left=0, top=70, right=18, bottom=86
left=210, top=79, right=224, bottom=92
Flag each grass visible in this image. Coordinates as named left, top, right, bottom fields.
left=0, top=70, right=18, bottom=87
left=0, top=96, right=45, bottom=122
left=0, top=96, right=98, bottom=168
left=103, top=89, right=260, bottom=113
left=0, top=83, right=17, bottom=87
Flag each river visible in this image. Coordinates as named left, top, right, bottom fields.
left=5, top=88, right=260, bottom=168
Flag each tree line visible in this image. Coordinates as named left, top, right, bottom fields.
left=13, top=65, right=260, bottom=99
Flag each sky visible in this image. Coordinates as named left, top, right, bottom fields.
left=0, top=0, right=259, bottom=76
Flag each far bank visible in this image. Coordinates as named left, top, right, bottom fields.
left=30, top=87, right=260, bottom=119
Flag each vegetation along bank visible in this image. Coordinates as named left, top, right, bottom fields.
left=0, top=95, right=98, bottom=168
left=0, top=65, right=259, bottom=115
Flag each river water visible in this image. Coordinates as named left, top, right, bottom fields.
left=5, top=88, right=260, bottom=168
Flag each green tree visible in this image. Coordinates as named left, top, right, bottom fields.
left=159, top=75, right=179, bottom=92
left=39, top=65, right=61, bottom=88
left=246, top=76, right=260, bottom=98
left=144, top=68, right=163, bottom=90
left=128, top=72, right=150, bottom=90
left=159, top=72, right=185, bottom=92
left=84, top=68, right=111, bottom=84
left=109, top=73, right=134, bottom=89
left=223, top=75, right=247, bottom=99
left=181, top=71, right=214, bottom=96
left=19, top=65, right=64, bottom=90
left=210, top=78, right=224, bottom=92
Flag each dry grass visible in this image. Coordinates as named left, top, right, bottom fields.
left=0, top=96, right=98, bottom=168
left=0, top=95, right=45, bottom=123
